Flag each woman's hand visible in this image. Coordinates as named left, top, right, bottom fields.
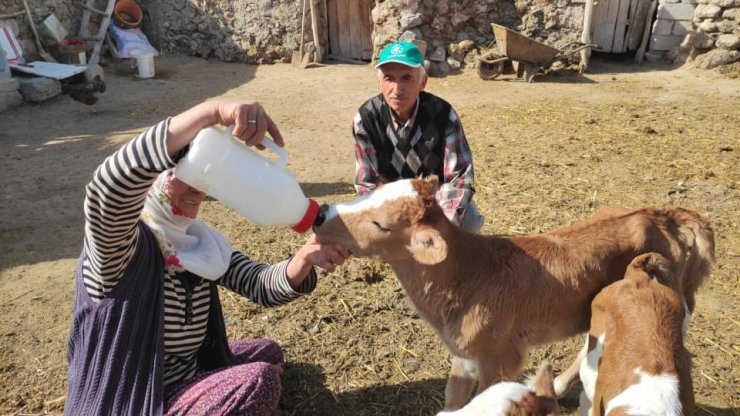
left=166, top=98, right=284, bottom=157
left=215, top=98, right=284, bottom=148
left=286, top=234, right=351, bottom=290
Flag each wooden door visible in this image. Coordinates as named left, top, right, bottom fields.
left=327, top=0, right=373, bottom=60
left=591, top=0, right=652, bottom=53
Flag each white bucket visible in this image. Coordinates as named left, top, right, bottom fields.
left=131, top=50, right=154, bottom=79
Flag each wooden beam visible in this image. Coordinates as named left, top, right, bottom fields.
left=580, top=0, right=595, bottom=73
left=298, top=0, right=308, bottom=61
left=310, top=0, right=323, bottom=62
left=635, top=0, right=658, bottom=63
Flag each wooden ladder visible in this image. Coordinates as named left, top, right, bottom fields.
left=77, top=0, right=116, bottom=65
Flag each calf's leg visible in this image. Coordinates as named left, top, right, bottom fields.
left=444, top=356, right=478, bottom=410
left=475, top=342, right=527, bottom=395
left=554, top=335, right=589, bottom=396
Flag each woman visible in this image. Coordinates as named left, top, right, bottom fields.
left=64, top=98, right=350, bottom=416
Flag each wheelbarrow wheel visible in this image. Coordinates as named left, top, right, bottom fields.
left=477, top=52, right=506, bottom=80
left=477, top=60, right=505, bottom=80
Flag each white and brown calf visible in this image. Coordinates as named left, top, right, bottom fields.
left=437, top=361, right=559, bottom=416
left=312, top=177, right=713, bottom=410
left=578, top=253, right=695, bottom=416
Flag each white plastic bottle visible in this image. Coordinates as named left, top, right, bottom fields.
left=175, top=126, right=319, bottom=233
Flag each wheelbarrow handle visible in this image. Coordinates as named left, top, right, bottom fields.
left=477, top=56, right=510, bottom=65
left=557, top=43, right=597, bottom=58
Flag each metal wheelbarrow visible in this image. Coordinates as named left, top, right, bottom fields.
left=477, top=23, right=595, bottom=82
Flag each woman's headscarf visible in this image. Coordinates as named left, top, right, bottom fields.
left=141, top=171, right=233, bottom=280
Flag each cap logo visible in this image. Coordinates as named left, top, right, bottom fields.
left=390, top=44, right=404, bottom=55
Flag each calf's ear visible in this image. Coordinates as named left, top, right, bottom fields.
left=408, top=227, right=447, bottom=265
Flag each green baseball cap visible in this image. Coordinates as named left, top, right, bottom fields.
left=375, top=41, right=425, bottom=69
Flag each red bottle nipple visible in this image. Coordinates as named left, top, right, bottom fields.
left=291, top=199, right=320, bottom=233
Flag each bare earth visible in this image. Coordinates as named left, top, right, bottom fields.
left=0, top=56, right=738, bottom=415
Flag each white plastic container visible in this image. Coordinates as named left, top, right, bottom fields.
left=130, top=49, right=155, bottom=78
left=38, top=14, right=68, bottom=46
left=175, top=126, right=319, bottom=233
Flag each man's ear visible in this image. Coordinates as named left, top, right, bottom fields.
left=408, top=227, right=447, bottom=265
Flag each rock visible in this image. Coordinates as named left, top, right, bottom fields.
left=400, top=13, right=423, bottom=30
left=716, top=34, right=740, bottom=49
left=645, top=51, right=665, bottom=62
left=692, top=32, right=717, bottom=49
left=446, top=56, right=461, bottom=70
left=696, top=4, right=723, bottom=18
left=18, top=77, right=61, bottom=103
left=447, top=39, right=476, bottom=61
left=428, top=60, right=450, bottom=76
left=0, top=77, right=20, bottom=93
left=411, top=39, right=429, bottom=57
left=716, top=19, right=737, bottom=33
left=0, top=91, right=23, bottom=112
left=428, top=46, right=446, bottom=62
left=693, top=48, right=740, bottom=68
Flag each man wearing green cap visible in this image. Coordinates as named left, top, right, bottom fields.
left=351, top=41, right=483, bottom=231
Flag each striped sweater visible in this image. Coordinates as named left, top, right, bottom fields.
left=81, top=119, right=316, bottom=386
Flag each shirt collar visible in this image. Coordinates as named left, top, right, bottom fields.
left=388, top=98, right=420, bottom=130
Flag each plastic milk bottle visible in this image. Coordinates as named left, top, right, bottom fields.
left=175, top=126, right=320, bottom=233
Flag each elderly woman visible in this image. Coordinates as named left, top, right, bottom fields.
left=64, top=98, right=350, bottom=416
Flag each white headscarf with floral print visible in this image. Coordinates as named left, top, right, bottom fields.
left=141, top=170, right=233, bottom=280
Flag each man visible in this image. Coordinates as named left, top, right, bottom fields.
left=352, top=41, right=484, bottom=232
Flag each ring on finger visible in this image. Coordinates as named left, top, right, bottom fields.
left=247, top=119, right=257, bottom=124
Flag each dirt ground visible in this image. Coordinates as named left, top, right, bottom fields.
left=0, top=55, right=738, bottom=415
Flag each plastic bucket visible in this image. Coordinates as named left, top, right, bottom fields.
left=114, top=0, right=143, bottom=29
left=131, top=50, right=154, bottom=78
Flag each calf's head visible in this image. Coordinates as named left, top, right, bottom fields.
left=314, top=177, right=450, bottom=264
left=624, top=252, right=677, bottom=292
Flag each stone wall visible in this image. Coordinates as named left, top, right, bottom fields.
left=10, top=0, right=735, bottom=73
left=138, top=0, right=305, bottom=63
left=2, top=0, right=588, bottom=72
left=689, top=0, right=740, bottom=67
left=371, top=0, right=588, bottom=75
left=648, top=0, right=697, bottom=56
left=647, top=0, right=739, bottom=67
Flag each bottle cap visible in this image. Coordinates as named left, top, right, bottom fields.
left=292, top=199, right=320, bottom=233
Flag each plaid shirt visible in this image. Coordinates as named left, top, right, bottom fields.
left=352, top=99, right=475, bottom=226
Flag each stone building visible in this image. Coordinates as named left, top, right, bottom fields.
left=1, top=0, right=738, bottom=75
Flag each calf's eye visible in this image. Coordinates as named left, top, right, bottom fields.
left=372, top=221, right=391, bottom=232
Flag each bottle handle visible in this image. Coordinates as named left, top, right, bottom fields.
left=226, top=125, right=288, bottom=168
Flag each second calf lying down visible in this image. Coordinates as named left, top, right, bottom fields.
left=579, top=253, right=695, bottom=416
left=437, top=361, right=559, bottom=416
left=312, top=177, right=714, bottom=410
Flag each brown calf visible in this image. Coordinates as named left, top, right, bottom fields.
left=312, top=177, right=713, bottom=410
left=578, top=253, right=695, bottom=416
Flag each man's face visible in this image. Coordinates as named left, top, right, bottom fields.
left=378, top=63, right=427, bottom=120
left=162, top=171, right=207, bottom=218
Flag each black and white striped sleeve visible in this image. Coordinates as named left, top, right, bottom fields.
left=82, top=120, right=179, bottom=300
left=220, top=251, right=317, bottom=307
